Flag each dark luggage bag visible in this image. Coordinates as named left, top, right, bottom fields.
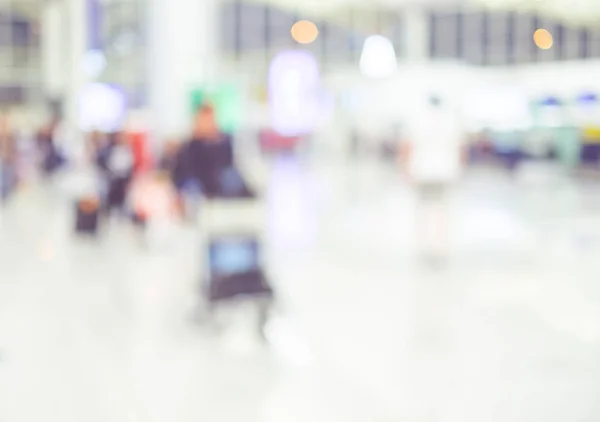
left=75, top=198, right=100, bottom=235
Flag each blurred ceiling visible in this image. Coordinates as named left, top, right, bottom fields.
left=481, top=0, right=600, bottom=23
left=4, top=0, right=600, bottom=26
left=255, top=0, right=600, bottom=24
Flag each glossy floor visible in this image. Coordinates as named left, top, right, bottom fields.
left=0, top=159, right=599, bottom=422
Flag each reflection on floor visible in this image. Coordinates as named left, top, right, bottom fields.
left=0, top=160, right=599, bottom=422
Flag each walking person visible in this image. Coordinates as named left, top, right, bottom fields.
left=97, top=131, right=135, bottom=221
left=404, top=95, right=465, bottom=264
left=0, top=114, right=17, bottom=201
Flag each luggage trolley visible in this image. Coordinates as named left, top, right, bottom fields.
left=197, top=187, right=274, bottom=338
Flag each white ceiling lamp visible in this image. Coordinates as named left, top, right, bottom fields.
left=78, top=83, right=126, bottom=132
left=81, top=49, right=106, bottom=80
left=359, top=35, right=397, bottom=79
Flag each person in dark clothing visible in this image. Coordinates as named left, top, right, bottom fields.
left=182, top=134, right=234, bottom=196
left=171, top=105, right=253, bottom=220
left=37, top=119, right=65, bottom=175
left=0, top=115, right=17, bottom=200
left=174, top=105, right=238, bottom=197
left=36, top=123, right=52, bottom=153
left=96, top=131, right=134, bottom=217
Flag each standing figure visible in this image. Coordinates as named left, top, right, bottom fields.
left=405, top=95, right=465, bottom=263
left=37, top=119, right=66, bottom=175
left=97, top=131, right=135, bottom=219
left=173, top=105, right=238, bottom=218
left=0, top=114, right=16, bottom=200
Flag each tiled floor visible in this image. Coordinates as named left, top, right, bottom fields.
left=0, top=159, right=599, bottom=421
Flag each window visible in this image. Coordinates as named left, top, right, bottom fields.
left=486, top=12, right=510, bottom=65
left=322, top=22, right=352, bottom=60
left=239, top=2, right=266, bottom=51
left=513, top=13, right=535, bottom=63
left=579, top=29, right=589, bottom=59
left=461, top=12, right=485, bottom=65
left=220, top=2, right=237, bottom=52
left=432, top=12, right=458, bottom=59
left=386, top=13, right=404, bottom=58
left=588, top=28, right=600, bottom=58
left=560, top=24, right=581, bottom=60
left=266, top=6, right=295, bottom=49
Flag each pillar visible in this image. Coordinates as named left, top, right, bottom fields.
left=41, top=0, right=67, bottom=108
left=146, top=0, right=220, bottom=143
left=63, top=0, right=88, bottom=141
left=404, top=7, right=430, bottom=64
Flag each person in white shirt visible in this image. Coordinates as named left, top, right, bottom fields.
left=404, top=95, right=465, bottom=262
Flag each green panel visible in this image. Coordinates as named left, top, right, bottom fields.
left=530, top=100, right=581, bottom=167
left=189, top=84, right=242, bottom=134
left=555, top=126, right=581, bottom=167
left=190, top=89, right=207, bottom=114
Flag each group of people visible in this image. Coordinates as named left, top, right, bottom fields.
left=81, top=104, right=244, bottom=228
left=0, top=103, right=248, bottom=235
left=0, top=113, right=70, bottom=202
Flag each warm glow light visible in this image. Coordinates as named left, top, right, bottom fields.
left=534, top=29, right=553, bottom=50
left=291, top=20, right=319, bottom=44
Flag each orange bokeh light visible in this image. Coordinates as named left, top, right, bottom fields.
left=291, top=20, right=319, bottom=45
left=534, top=29, right=553, bottom=50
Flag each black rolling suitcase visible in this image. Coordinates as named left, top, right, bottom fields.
left=75, top=197, right=100, bottom=235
